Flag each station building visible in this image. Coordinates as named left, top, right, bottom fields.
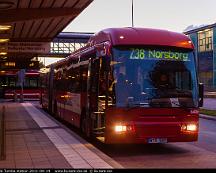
left=184, top=23, right=216, bottom=91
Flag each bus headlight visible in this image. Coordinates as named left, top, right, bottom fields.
left=181, top=123, right=198, bottom=132
left=114, top=124, right=135, bottom=133
left=115, top=125, right=127, bottom=132
left=186, top=124, right=197, bottom=131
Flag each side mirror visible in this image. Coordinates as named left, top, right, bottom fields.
left=198, top=83, right=204, bottom=107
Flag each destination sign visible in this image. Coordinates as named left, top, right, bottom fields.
left=0, top=42, right=50, bottom=54
left=129, top=48, right=189, bottom=61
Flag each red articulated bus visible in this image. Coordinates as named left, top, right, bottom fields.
left=41, top=27, right=204, bottom=144
left=0, top=69, right=40, bottom=100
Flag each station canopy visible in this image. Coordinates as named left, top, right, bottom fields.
left=0, top=0, right=93, bottom=62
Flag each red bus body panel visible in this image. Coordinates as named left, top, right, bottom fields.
left=53, top=91, right=87, bottom=128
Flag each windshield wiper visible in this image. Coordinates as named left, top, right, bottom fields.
left=131, top=102, right=150, bottom=106
left=126, top=101, right=150, bottom=109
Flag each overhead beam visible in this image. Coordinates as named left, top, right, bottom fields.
left=10, top=37, right=53, bottom=42
left=0, top=8, right=80, bottom=23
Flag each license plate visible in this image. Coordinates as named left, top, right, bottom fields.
left=147, top=138, right=167, bottom=144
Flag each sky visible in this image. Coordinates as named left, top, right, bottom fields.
left=63, top=0, right=216, bottom=33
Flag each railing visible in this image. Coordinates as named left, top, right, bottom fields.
left=0, top=105, right=5, bottom=160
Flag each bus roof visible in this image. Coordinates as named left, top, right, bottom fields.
left=51, top=27, right=194, bottom=68
left=89, top=27, right=194, bottom=49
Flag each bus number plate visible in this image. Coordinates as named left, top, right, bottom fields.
left=147, top=138, right=167, bottom=144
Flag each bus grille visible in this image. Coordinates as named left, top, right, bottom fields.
left=136, top=124, right=180, bottom=138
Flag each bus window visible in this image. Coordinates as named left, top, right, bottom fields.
left=80, top=66, right=88, bottom=92
left=8, top=77, right=16, bottom=87
left=29, top=78, right=38, bottom=88
left=71, top=68, right=81, bottom=93
left=89, top=59, right=99, bottom=109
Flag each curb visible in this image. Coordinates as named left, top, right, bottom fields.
left=199, top=114, right=216, bottom=121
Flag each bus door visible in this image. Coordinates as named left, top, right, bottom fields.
left=49, top=65, right=54, bottom=114
left=88, top=58, right=108, bottom=139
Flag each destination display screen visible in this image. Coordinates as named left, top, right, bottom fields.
left=129, top=48, right=190, bottom=61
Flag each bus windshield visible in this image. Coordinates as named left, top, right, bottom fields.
left=111, top=47, right=199, bottom=108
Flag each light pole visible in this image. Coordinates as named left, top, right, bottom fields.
left=131, top=0, right=134, bottom=27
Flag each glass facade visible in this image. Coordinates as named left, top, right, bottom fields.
left=188, top=26, right=216, bottom=90
left=198, top=29, right=213, bottom=52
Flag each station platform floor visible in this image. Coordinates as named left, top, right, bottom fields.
left=0, top=101, right=123, bottom=169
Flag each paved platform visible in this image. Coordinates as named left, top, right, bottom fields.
left=0, top=102, right=123, bottom=169
left=202, top=98, right=216, bottom=110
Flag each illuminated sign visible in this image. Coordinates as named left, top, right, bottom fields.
left=5, top=62, right=15, bottom=67
left=0, top=61, right=39, bottom=69
left=129, top=48, right=189, bottom=61
left=0, top=42, right=50, bottom=54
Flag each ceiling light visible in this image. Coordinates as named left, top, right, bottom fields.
left=0, top=39, right=9, bottom=43
left=0, top=25, right=11, bottom=31
left=0, top=52, right=7, bottom=55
